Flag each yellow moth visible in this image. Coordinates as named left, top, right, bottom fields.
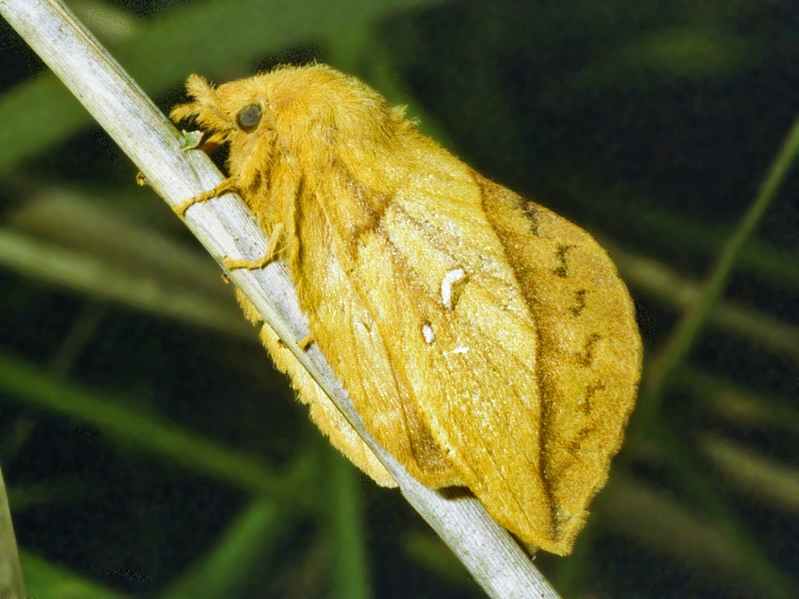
left=171, top=64, right=642, bottom=556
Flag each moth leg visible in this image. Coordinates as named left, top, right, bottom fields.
left=223, top=222, right=284, bottom=271
left=174, top=178, right=239, bottom=217
left=297, top=333, right=314, bottom=351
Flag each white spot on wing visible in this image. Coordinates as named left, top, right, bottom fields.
left=441, top=267, right=466, bottom=309
left=422, top=323, right=435, bottom=344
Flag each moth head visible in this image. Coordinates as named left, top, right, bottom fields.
left=171, top=74, right=276, bottom=154
left=171, top=65, right=412, bottom=176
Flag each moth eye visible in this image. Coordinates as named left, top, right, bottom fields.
left=236, top=104, right=262, bottom=133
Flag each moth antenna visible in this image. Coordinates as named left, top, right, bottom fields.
left=169, top=102, right=198, bottom=122
left=184, top=73, right=213, bottom=99
left=171, top=74, right=231, bottom=133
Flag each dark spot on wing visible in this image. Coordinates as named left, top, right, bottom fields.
left=520, top=200, right=541, bottom=235
left=553, top=244, right=574, bottom=278
left=568, top=425, right=595, bottom=455
left=576, top=333, right=601, bottom=367
left=581, top=381, right=606, bottom=414
left=570, top=289, right=587, bottom=316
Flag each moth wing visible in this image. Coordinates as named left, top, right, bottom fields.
left=478, top=174, right=642, bottom=552
left=295, top=184, right=465, bottom=490
left=478, top=175, right=642, bottom=535
left=291, top=137, right=638, bottom=555
left=232, top=288, right=396, bottom=486
left=257, top=321, right=397, bottom=487
left=344, top=158, right=564, bottom=552
left=351, top=159, right=639, bottom=555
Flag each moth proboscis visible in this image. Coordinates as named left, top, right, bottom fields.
left=170, top=64, right=642, bottom=556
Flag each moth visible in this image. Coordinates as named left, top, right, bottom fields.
left=171, top=64, right=642, bottom=555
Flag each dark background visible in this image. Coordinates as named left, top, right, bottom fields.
left=1, top=1, right=798, bottom=597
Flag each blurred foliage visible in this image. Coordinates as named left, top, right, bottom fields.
left=1, top=0, right=798, bottom=598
